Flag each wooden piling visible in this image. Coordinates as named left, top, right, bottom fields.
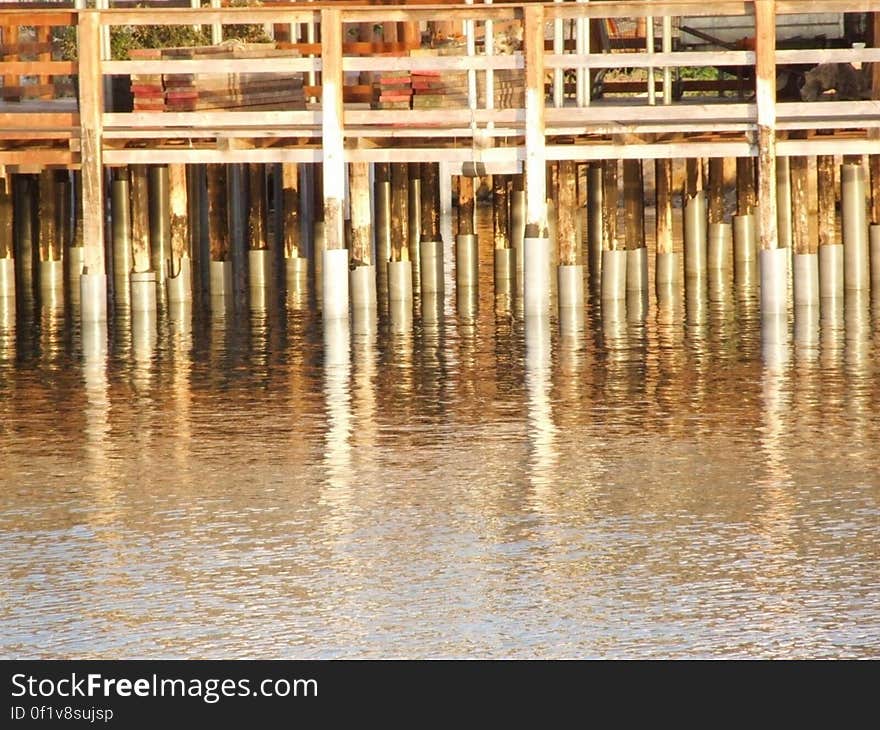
left=207, top=164, right=229, bottom=261
left=493, top=174, right=510, bottom=251
left=554, top=161, right=576, bottom=265
left=685, top=158, right=703, bottom=198
left=130, top=164, right=151, bottom=272
left=623, top=159, right=644, bottom=251
left=281, top=163, right=300, bottom=258
left=817, top=156, right=836, bottom=247
left=655, top=159, right=673, bottom=255
left=736, top=158, right=756, bottom=216
left=244, top=164, right=265, bottom=251
left=390, top=163, right=409, bottom=261
left=601, top=159, right=619, bottom=251
left=168, top=163, right=189, bottom=269
left=421, top=162, right=440, bottom=243
left=349, top=162, right=372, bottom=265
left=708, top=158, right=724, bottom=225
left=321, top=7, right=345, bottom=254
left=37, top=170, right=59, bottom=262
left=0, top=175, right=11, bottom=259
left=458, top=175, right=474, bottom=236
left=790, top=154, right=813, bottom=255
left=755, top=0, right=778, bottom=250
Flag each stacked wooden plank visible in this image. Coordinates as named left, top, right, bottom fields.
left=373, top=69, right=412, bottom=110
left=129, top=43, right=306, bottom=113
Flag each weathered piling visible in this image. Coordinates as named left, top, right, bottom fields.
left=349, top=162, right=376, bottom=317
left=523, top=3, right=550, bottom=318
left=841, top=162, right=869, bottom=291
left=493, top=173, right=514, bottom=297
left=817, top=155, right=842, bottom=299
left=37, top=170, right=63, bottom=306
left=166, top=164, right=192, bottom=304
left=247, top=163, right=271, bottom=306
left=510, top=174, right=526, bottom=297
left=600, top=159, right=625, bottom=301
left=587, top=162, right=603, bottom=285
left=129, top=165, right=156, bottom=316
left=110, top=173, right=132, bottom=307
left=775, top=155, right=792, bottom=250
left=148, top=165, right=169, bottom=288
left=871, top=153, right=880, bottom=290
left=755, top=1, right=786, bottom=315
left=389, top=162, right=413, bottom=313
left=13, top=176, right=35, bottom=305
left=707, top=157, right=732, bottom=273
left=790, top=151, right=819, bottom=307
left=207, top=164, right=233, bottom=303
left=655, top=158, right=677, bottom=291
left=407, top=163, right=421, bottom=292
left=0, top=174, right=13, bottom=306
left=419, top=162, right=444, bottom=296
left=67, top=171, right=84, bottom=300
left=456, top=174, right=478, bottom=295
left=374, top=163, right=392, bottom=302
left=555, top=160, right=582, bottom=312
left=683, top=158, right=707, bottom=280
left=733, top=157, right=757, bottom=275
left=280, top=163, right=306, bottom=298
left=623, top=159, right=647, bottom=297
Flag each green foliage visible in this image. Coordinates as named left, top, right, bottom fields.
left=54, top=1, right=270, bottom=61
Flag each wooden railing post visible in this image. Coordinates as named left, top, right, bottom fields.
left=754, top=0, right=777, bottom=252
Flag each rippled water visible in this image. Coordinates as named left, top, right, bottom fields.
left=2, top=232, right=879, bottom=659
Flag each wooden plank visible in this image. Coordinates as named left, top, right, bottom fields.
left=524, top=4, right=546, bottom=238
left=321, top=7, right=345, bottom=252
left=0, top=60, right=76, bottom=75
left=78, top=10, right=104, bottom=275
left=0, top=12, right=76, bottom=27
left=104, top=111, right=320, bottom=128
left=543, top=51, right=753, bottom=70
left=776, top=48, right=880, bottom=65
left=343, top=55, right=522, bottom=72
left=104, top=58, right=319, bottom=74
left=97, top=8, right=317, bottom=26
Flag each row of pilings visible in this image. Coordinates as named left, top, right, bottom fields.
left=1, top=157, right=880, bottom=338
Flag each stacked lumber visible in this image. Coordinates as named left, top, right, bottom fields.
left=129, top=42, right=306, bottom=113
left=373, top=69, right=412, bottom=110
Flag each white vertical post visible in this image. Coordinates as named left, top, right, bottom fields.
left=575, top=0, right=588, bottom=107
left=646, top=15, right=656, bottom=106
left=211, top=0, right=222, bottom=46
left=553, top=0, right=564, bottom=108
left=485, top=0, right=494, bottom=129
left=662, top=15, right=672, bottom=105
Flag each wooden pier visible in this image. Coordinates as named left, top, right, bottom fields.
left=2, top=1, right=880, bottom=328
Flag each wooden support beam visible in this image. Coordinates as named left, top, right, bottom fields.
left=390, top=162, right=409, bottom=261
left=281, top=162, right=300, bottom=258
left=755, top=0, right=778, bottom=250
left=207, top=164, right=229, bottom=261
left=0, top=173, right=11, bottom=259
left=685, top=158, right=703, bottom=197
left=321, top=7, right=345, bottom=252
left=736, top=156, right=756, bottom=215
left=248, top=162, right=267, bottom=250
left=493, top=174, right=510, bottom=251
left=601, top=159, right=619, bottom=252
left=708, top=157, right=724, bottom=225
left=78, top=10, right=104, bottom=275
left=524, top=4, right=547, bottom=238
left=421, top=162, right=440, bottom=242
left=556, top=161, right=577, bottom=264
left=458, top=175, right=474, bottom=236
left=168, top=163, right=188, bottom=267
left=817, top=155, right=836, bottom=247
left=349, top=162, right=372, bottom=265
left=790, top=153, right=813, bottom=255
left=623, top=159, right=644, bottom=251
left=130, top=164, right=151, bottom=272
left=38, top=169, right=58, bottom=262
left=655, top=158, right=673, bottom=255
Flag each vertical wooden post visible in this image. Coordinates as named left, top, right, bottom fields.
left=817, top=156, right=836, bottom=247
left=168, top=164, right=188, bottom=268
left=247, top=163, right=267, bottom=250
left=524, top=4, right=547, bottom=239
left=755, top=0, right=777, bottom=250
left=557, top=160, right=578, bottom=264
left=655, top=159, right=673, bottom=255
left=78, top=10, right=105, bottom=276
left=790, top=154, right=812, bottom=255
left=602, top=159, right=618, bottom=251
left=281, top=163, right=300, bottom=258
left=390, top=163, right=409, bottom=261
left=321, top=7, right=345, bottom=253
left=2, top=25, right=20, bottom=92
left=708, top=157, right=724, bottom=225
left=0, top=174, right=12, bottom=259
left=493, top=174, right=510, bottom=250
left=130, top=164, right=151, bottom=272
left=421, top=162, right=440, bottom=242
left=685, top=158, right=703, bottom=198
left=207, top=164, right=229, bottom=261
left=349, top=162, right=372, bottom=265
left=458, top=175, right=474, bottom=236
left=38, top=169, right=58, bottom=261
left=623, top=159, right=644, bottom=250
left=736, top=157, right=756, bottom=215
